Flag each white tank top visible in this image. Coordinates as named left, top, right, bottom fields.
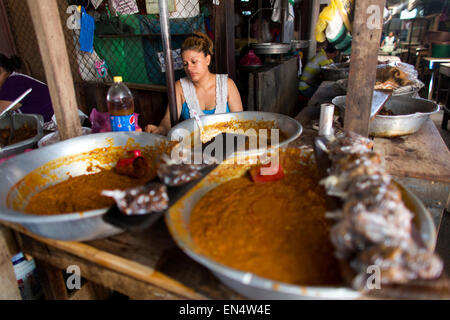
left=180, top=74, right=228, bottom=119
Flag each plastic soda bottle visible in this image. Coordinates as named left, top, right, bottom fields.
left=107, top=76, right=136, bottom=131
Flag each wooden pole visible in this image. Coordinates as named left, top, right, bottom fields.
left=307, top=0, right=320, bottom=61
left=158, top=0, right=178, bottom=127
left=214, top=0, right=236, bottom=80
left=27, top=0, right=81, bottom=140
left=344, top=0, right=386, bottom=137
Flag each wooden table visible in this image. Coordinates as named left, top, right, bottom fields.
left=423, top=57, right=450, bottom=100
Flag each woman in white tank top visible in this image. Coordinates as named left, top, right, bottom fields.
left=145, top=32, right=243, bottom=135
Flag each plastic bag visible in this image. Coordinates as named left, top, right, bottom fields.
left=239, top=50, right=262, bottom=66
left=316, top=0, right=354, bottom=55
left=80, top=6, right=95, bottom=53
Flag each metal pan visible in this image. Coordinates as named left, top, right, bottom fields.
left=0, top=132, right=169, bottom=241
left=165, top=149, right=437, bottom=299
left=332, top=95, right=440, bottom=137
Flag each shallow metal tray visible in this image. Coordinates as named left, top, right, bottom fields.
left=0, top=132, right=169, bottom=241
left=165, top=150, right=437, bottom=299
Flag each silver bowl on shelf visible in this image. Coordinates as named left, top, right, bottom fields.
left=291, top=40, right=310, bottom=51
left=250, top=43, right=291, bottom=55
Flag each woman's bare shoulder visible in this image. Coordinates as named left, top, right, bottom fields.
left=227, top=77, right=239, bottom=90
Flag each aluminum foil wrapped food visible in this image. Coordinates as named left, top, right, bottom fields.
left=320, top=132, right=444, bottom=291
left=156, top=154, right=211, bottom=187
left=102, top=183, right=168, bottom=215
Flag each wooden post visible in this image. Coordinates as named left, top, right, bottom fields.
left=280, top=0, right=288, bottom=43
left=214, top=0, right=236, bottom=80
left=344, top=0, right=386, bottom=136
left=27, top=0, right=81, bottom=140
left=307, top=0, right=321, bottom=61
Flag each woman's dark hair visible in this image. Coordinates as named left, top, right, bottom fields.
left=0, top=54, right=22, bottom=73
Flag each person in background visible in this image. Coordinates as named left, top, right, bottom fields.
left=0, top=54, right=54, bottom=122
left=145, top=31, right=243, bottom=135
left=298, top=43, right=340, bottom=98
left=381, top=32, right=398, bottom=55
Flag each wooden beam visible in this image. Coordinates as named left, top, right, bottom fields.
left=307, top=0, right=321, bottom=60
left=214, top=0, right=236, bottom=80
left=27, top=0, right=81, bottom=140
left=344, top=0, right=386, bottom=136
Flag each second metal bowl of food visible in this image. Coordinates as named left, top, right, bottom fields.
left=167, top=111, right=302, bottom=154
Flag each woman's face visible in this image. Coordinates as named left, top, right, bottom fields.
left=182, top=50, right=210, bottom=82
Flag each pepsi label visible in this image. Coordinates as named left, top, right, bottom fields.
left=110, top=114, right=136, bottom=132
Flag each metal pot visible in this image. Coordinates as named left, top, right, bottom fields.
left=167, top=111, right=303, bottom=155
left=165, top=149, right=437, bottom=299
left=250, top=43, right=291, bottom=55
left=321, top=63, right=350, bottom=81
left=332, top=95, right=439, bottom=137
left=0, top=132, right=169, bottom=241
left=291, top=40, right=310, bottom=50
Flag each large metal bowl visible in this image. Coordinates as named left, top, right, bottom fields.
left=0, top=132, right=169, bottom=241
left=167, top=111, right=302, bottom=154
left=332, top=95, right=440, bottom=137
left=165, top=149, right=437, bottom=299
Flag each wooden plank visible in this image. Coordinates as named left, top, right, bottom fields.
left=27, top=0, right=82, bottom=140
left=373, top=118, right=450, bottom=183
left=253, top=57, right=299, bottom=116
left=0, top=226, right=21, bottom=300
left=344, top=0, right=386, bottom=136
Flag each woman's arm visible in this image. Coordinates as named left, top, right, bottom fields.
left=227, top=78, right=243, bottom=112
left=0, top=100, right=22, bottom=114
left=145, top=81, right=183, bottom=135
